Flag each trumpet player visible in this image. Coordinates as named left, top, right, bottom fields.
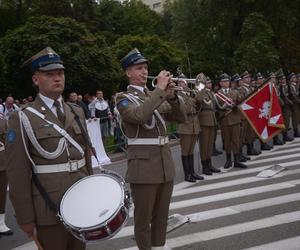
left=216, top=73, right=247, bottom=169
left=116, top=48, right=186, bottom=250
left=176, top=78, right=204, bottom=182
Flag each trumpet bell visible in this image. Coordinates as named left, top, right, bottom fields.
left=195, top=82, right=205, bottom=91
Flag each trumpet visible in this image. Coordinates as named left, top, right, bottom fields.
left=147, top=76, right=205, bottom=91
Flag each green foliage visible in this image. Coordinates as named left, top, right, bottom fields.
left=233, top=13, right=279, bottom=73
left=1, top=0, right=300, bottom=98
left=163, top=0, right=300, bottom=77
left=90, top=0, right=166, bottom=45
left=0, top=16, right=122, bottom=98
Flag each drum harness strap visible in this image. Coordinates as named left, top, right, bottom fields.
left=18, top=105, right=101, bottom=216
left=118, top=93, right=168, bottom=146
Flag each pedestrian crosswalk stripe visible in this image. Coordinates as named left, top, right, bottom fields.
left=173, top=139, right=300, bottom=191
left=129, top=161, right=300, bottom=217
left=121, top=210, right=300, bottom=250
left=186, top=158, right=300, bottom=182
left=242, top=236, right=300, bottom=250
left=246, top=152, right=300, bottom=166
left=188, top=192, right=300, bottom=222
left=115, top=191, right=300, bottom=240
left=173, top=166, right=300, bottom=197
left=170, top=181, right=299, bottom=210
left=251, top=147, right=300, bottom=158
left=115, top=192, right=300, bottom=240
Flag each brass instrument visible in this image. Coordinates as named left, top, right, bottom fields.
left=147, top=76, right=205, bottom=91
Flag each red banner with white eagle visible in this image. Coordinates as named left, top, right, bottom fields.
left=239, top=81, right=285, bottom=142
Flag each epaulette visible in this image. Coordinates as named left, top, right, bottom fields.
left=66, top=102, right=81, bottom=108
left=20, top=103, right=30, bottom=110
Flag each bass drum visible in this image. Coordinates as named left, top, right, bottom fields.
left=59, top=171, right=131, bottom=243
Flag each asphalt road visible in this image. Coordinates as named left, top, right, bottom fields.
left=3, top=133, right=300, bottom=250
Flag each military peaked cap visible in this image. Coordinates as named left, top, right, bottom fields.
left=240, top=71, right=251, bottom=78
left=255, top=72, right=263, bottom=80
left=120, top=48, right=148, bottom=70
left=231, top=73, right=241, bottom=82
left=219, top=73, right=230, bottom=82
left=23, top=47, right=64, bottom=72
left=288, top=72, right=296, bottom=81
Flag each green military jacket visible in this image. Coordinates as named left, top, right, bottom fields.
left=116, top=86, right=186, bottom=184
left=177, top=91, right=200, bottom=134
left=6, top=95, right=93, bottom=226
left=0, top=118, right=7, bottom=171
left=198, top=88, right=217, bottom=127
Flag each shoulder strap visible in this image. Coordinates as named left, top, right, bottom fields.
left=67, top=103, right=100, bottom=164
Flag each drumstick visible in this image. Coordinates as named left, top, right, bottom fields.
left=31, top=235, right=44, bottom=250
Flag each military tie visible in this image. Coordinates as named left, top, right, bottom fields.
left=54, top=100, right=65, bottom=125
left=144, top=87, right=149, bottom=97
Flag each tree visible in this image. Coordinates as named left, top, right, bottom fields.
left=91, top=0, right=166, bottom=45
left=162, top=0, right=246, bottom=77
left=113, top=35, right=185, bottom=90
left=0, top=16, right=122, bottom=98
left=233, top=12, right=279, bottom=73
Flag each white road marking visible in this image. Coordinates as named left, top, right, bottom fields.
left=115, top=192, right=300, bottom=240
left=242, top=236, right=300, bottom=250
left=173, top=166, right=300, bottom=197
left=121, top=210, right=300, bottom=250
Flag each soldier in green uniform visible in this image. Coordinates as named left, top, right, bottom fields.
left=116, top=48, right=186, bottom=250
left=0, top=118, right=13, bottom=236
left=6, top=47, right=93, bottom=250
left=278, top=72, right=294, bottom=142
left=231, top=73, right=250, bottom=162
left=287, top=72, right=300, bottom=137
left=256, top=72, right=273, bottom=150
left=270, top=72, right=284, bottom=145
left=177, top=79, right=204, bottom=182
left=216, top=73, right=247, bottom=169
left=240, top=71, right=260, bottom=155
left=198, top=76, right=221, bottom=174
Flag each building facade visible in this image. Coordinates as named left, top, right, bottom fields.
left=139, top=0, right=168, bottom=13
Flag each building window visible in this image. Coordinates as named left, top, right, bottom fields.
left=153, top=2, right=161, bottom=9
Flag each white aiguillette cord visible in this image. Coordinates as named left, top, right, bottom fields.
left=19, top=107, right=84, bottom=159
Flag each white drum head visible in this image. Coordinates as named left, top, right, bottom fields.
left=60, top=174, right=123, bottom=229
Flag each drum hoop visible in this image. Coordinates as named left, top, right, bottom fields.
left=62, top=205, right=130, bottom=243
left=59, top=173, right=126, bottom=230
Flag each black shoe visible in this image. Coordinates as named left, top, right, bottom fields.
left=247, top=143, right=260, bottom=155
left=240, top=150, right=250, bottom=160
left=261, top=143, right=272, bottom=150
left=207, top=159, right=221, bottom=173
left=234, top=154, right=248, bottom=168
left=273, top=136, right=284, bottom=145
left=191, top=172, right=205, bottom=180
left=294, top=129, right=300, bottom=138
left=238, top=153, right=247, bottom=162
left=224, top=153, right=233, bottom=169
left=182, top=156, right=196, bottom=182
left=202, top=160, right=213, bottom=175
left=189, top=155, right=204, bottom=180
left=283, top=132, right=294, bottom=142
left=0, top=230, right=13, bottom=236
left=243, top=153, right=250, bottom=160
left=185, top=175, right=197, bottom=182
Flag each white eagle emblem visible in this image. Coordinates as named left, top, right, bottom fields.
left=259, top=101, right=270, bottom=119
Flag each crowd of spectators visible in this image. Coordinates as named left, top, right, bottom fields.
left=0, top=90, right=126, bottom=153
